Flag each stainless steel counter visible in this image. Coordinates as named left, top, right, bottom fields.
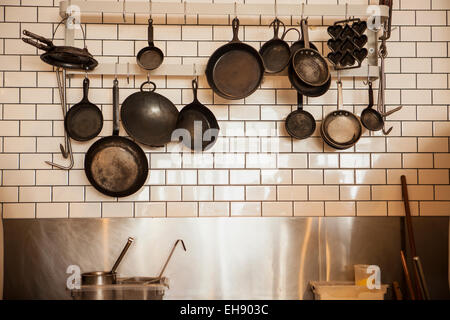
left=3, top=217, right=449, bottom=299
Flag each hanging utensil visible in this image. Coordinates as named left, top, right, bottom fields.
left=321, top=78, right=362, bottom=149
left=259, top=18, right=291, bottom=74
left=21, top=18, right=97, bottom=70
left=176, top=79, right=220, bottom=151
left=45, top=68, right=74, bottom=170
left=285, top=92, right=315, bottom=140
left=360, top=80, right=401, bottom=131
left=64, top=76, right=103, bottom=141
left=121, top=79, right=179, bottom=147
left=205, top=17, right=264, bottom=100
left=82, top=237, right=134, bottom=285
left=136, top=18, right=164, bottom=70
left=291, top=19, right=330, bottom=87
left=84, top=79, right=148, bottom=197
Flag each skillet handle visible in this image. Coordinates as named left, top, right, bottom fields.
left=113, top=79, right=120, bottom=136
left=337, top=80, right=343, bottom=110
left=82, top=77, right=90, bottom=101
left=148, top=18, right=155, bottom=47
left=368, top=81, right=374, bottom=109
left=23, top=30, right=53, bottom=46
left=297, top=92, right=303, bottom=111
left=231, top=17, right=240, bottom=42
left=22, top=37, right=51, bottom=51
left=300, top=19, right=310, bottom=49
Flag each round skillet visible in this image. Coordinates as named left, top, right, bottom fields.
left=176, top=79, right=219, bottom=151
left=205, top=17, right=264, bottom=100
left=136, top=19, right=164, bottom=70
left=121, top=81, right=179, bottom=147
left=285, top=92, right=316, bottom=140
left=259, top=18, right=291, bottom=74
left=292, top=19, right=330, bottom=87
left=65, top=77, right=103, bottom=141
left=84, top=79, right=148, bottom=198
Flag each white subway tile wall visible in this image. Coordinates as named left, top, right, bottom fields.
left=0, top=0, right=449, bottom=218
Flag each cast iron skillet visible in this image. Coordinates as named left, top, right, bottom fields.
left=84, top=79, right=148, bottom=198
left=285, top=92, right=316, bottom=140
left=136, top=19, right=164, bottom=70
left=176, top=79, right=220, bottom=151
left=205, top=17, right=264, bottom=100
left=22, top=30, right=98, bottom=70
left=259, top=18, right=291, bottom=74
left=65, top=77, right=103, bottom=141
left=287, top=29, right=331, bottom=97
left=121, top=81, right=179, bottom=147
left=292, top=19, right=330, bottom=87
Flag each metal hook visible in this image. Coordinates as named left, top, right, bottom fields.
left=345, top=3, right=348, bottom=20
left=362, top=65, right=371, bottom=85
left=114, top=62, right=118, bottom=81
left=127, top=62, right=130, bottom=84
left=149, top=0, right=152, bottom=19
left=301, top=2, right=304, bottom=20
left=122, top=0, right=126, bottom=22
left=183, top=0, right=187, bottom=24
left=274, top=0, right=277, bottom=19
left=234, top=1, right=237, bottom=18
left=147, top=72, right=150, bottom=83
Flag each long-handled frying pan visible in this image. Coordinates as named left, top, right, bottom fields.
left=64, top=77, right=103, bottom=141
left=176, top=79, right=219, bottom=151
left=206, top=17, right=264, bottom=100
left=259, top=18, right=291, bottom=74
left=136, top=19, right=164, bottom=70
left=321, top=80, right=362, bottom=150
left=292, top=19, right=330, bottom=87
left=285, top=92, right=316, bottom=140
left=84, top=80, right=148, bottom=198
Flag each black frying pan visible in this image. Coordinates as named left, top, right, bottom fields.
left=136, top=19, right=164, bottom=70
left=361, top=81, right=402, bottom=131
left=121, top=81, right=179, bottom=147
left=176, top=79, right=219, bottom=151
left=259, top=18, right=291, bottom=74
left=22, top=30, right=98, bottom=70
left=285, top=92, right=316, bottom=140
left=292, top=19, right=330, bottom=87
left=84, top=79, right=148, bottom=198
left=65, top=77, right=103, bottom=141
left=205, top=17, right=264, bottom=100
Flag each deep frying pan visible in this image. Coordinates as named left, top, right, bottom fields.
left=22, top=29, right=98, bottom=70
left=361, top=81, right=402, bottom=132
left=321, top=80, right=362, bottom=150
left=259, top=18, right=291, bottom=74
left=84, top=79, right=148, bottom=198
left=121, top=81, right=179, bottom=147
left=136, top=19, right=164, bottom=70
left=65, top=77, right=103, bottom=141
left=205, top=17, right=264, bottom=100
left=285, top=92, right=315, bottom=140
left=176, top=80, right=219, bottom=151
left=292, top=19, right=330, bottom=87
left=287, top=21, right=330, bottom=97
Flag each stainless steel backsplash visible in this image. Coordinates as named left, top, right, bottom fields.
left=3, top=217, right=449, bottom=300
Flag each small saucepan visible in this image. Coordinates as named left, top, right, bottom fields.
left=259, top=18, right=291, bottom=74
left=82, top=237, right=134, bottom=285
left=360, top=81, right=402, bottom=132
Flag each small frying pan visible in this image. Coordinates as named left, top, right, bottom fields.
left=84, top=79, right=148, bottom=198
left=321, top=80, right=362, bottom=149
left=259, top=18, right=291, bottom=74
left=285, top=92, right=316, bottom=140
left=361, top=81, right=402, bottom=131
left=176, top=80, right=220, bottom=151
left=292, top=19, right=330, bottom=87
left=205, top=17, right=264, bottom=100
left=65, top=77, right=103, bottom=141
left=136, top=19, right=164, bottom=70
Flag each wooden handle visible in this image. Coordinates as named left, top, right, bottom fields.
left=400, top=250, right=415, bottom=300
left=392, top=281, right=403, bottom=300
